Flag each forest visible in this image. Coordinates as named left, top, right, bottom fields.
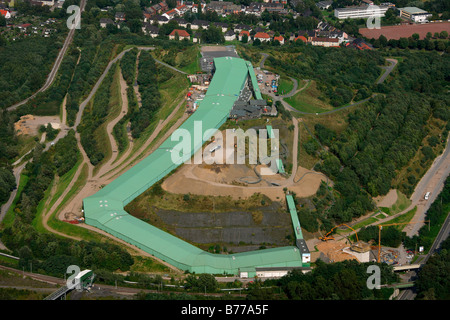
left=0, top=37, right=62, bottom=110
left=131, top=50, right=162, bottom=138
left=266, top=46, right=384, bottom=107
left=78, top=62, right=117, bottom=166
left=260, top=259, right=398, bottom=300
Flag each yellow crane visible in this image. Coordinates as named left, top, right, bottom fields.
left=377, top=220, right=430, bottom=263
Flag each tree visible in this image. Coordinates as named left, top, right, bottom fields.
left=440, top=31, right=448, bottom=39
left=412, top=33, right=420, bottom=41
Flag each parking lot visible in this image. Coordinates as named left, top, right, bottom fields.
left=254, top=68, right=279, bottom=96
left=200, top=45, right=240, bottom=72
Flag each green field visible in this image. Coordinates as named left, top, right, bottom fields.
left=284, top=80, right=334, bottom=113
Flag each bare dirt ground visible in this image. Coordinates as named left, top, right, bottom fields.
left=359, top=22, right=450, bottom=40
left=162, top=119, right=327, bottom=201
left=315, top=238, right=357, bottom=263
left=374, top=189, right=398, bottom=208
left=14, top=114, right=62, bottom=136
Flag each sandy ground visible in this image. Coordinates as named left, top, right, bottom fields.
left=374, top=189, right=398, bottom=207
left=315, top=238, right=357, bottom=263
left=14, top=114, right=62, bottom=136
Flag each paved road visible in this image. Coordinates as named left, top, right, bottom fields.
left=5, top=0, right=87, bottom=112
left=376, top=58, right=398, bottom=85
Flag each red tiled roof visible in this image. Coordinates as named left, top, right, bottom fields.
left=0, top=9, right=9, bottom=17
left=274, top=36, right=284, bottom=42
left=254, top=32, right=270, bottom=39
left=295, top=35, right=307, bottom=42
left=170, top=29, right=190, bottom=37
left=239, top=30, right=250, bottom=36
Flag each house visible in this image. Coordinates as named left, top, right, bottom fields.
left=169, top=29, right=190, bottom=40
left=192, top=31, right=202, bottom=43
left=273, top=35, right=284, bottom=45
left=316, top=1, right=332, bottom=10
left=115, top=12, right=125, bottom=22
left=175, top=4, right=188, bottom=15
left=238, top=30, right=250, bottom=41
left=213, top=22, right=229, bottom=33
left=191, top=2, right=206, bottom=13
left=143, top=12, right=152, bottom=22
left=173, top=18, right=188, bottom=28
left=150, top=15, right=169, bottom=25
left=0, top=9, right=11, bottom=19
left=347, top=38, right=373, bottom=50
left=261, top=3, right=286, bottom=14
left=206, top=1, right=233, bottom=15
left=246, top=2, right=263, bottom=15
left=254, top=32, right=271, bottom=42
left=295, top=35, right=308, bottom=43
left=191, top=19, right=209, bottom=30
left=162, top=9, right=178, bottom=20
left=311, top=37, right=340, bottom=47
left=224, top=29, right=236, bottom=41
left=234, top=23, right=251, bottom=33
left=142, top=23, right=159, bottom=38
left=99, top=18, right=114, bottom=28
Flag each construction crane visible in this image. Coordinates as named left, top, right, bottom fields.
left=319, top=223, right=360, bottom=243
left=377, top=220, right=430, bottom=263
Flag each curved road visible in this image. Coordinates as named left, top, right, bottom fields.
left=259, top=52, right=397, bottom=115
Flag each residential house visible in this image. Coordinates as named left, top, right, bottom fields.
left=115, top=12, right=126, bottom=22
left=316, top=1, right=332, bottom=10
left=295, top=35, right=307, bottom=43
left=254, top=32, right=271, bottom=42
left=99, top=18, right=114, bottom=28
left=311, top=37, right=340, bottom=47
left=347, top=38, right=373, bottom=50
left=173, top=18, right=188, bottom=28
left=273, top=35, right=284, bottom=45
left=169, top=29, right=190, bottom=40
left=192, top=31, right=202, bottom=43
left=175, top=4, right=188, bottom=15
left=142, top=23, right=159, bottom=38
left=234, top=23, right=251, bottom=33
left=151, top=15, right=169, bottom=25
left=0, top=9, right=11, bottom=19
left=213, top=22, right=229, bottom=33
left=246, top=2, right=263, bottom=15
left=191, top=19, right=209, bottom=30
left=238, top=30, right=250, bottom=41
left=224, top=29, right=236, bottom=41
left=261, top=3, right=286, bottom=14
left=162, top=9, right=178, bottom=20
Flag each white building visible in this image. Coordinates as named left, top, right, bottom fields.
left=334, top=5, right=389, bottom=19
left=399, top=7, right=432, bottom=23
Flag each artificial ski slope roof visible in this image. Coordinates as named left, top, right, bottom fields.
left=83, top=57, right=303, bottom=274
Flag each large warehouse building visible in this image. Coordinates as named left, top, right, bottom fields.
left=83, top=57, right=308, bottom=275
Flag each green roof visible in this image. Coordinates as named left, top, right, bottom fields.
left=286, top=194, right=303, bottom=240
left=83, top=57, right=303, bottom=274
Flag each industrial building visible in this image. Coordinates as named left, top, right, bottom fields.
left=334, top=5, right=389, bottom=19
left=83, top=57, right=309, bottom=275
left=399, top=7, right=432, bottom=23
